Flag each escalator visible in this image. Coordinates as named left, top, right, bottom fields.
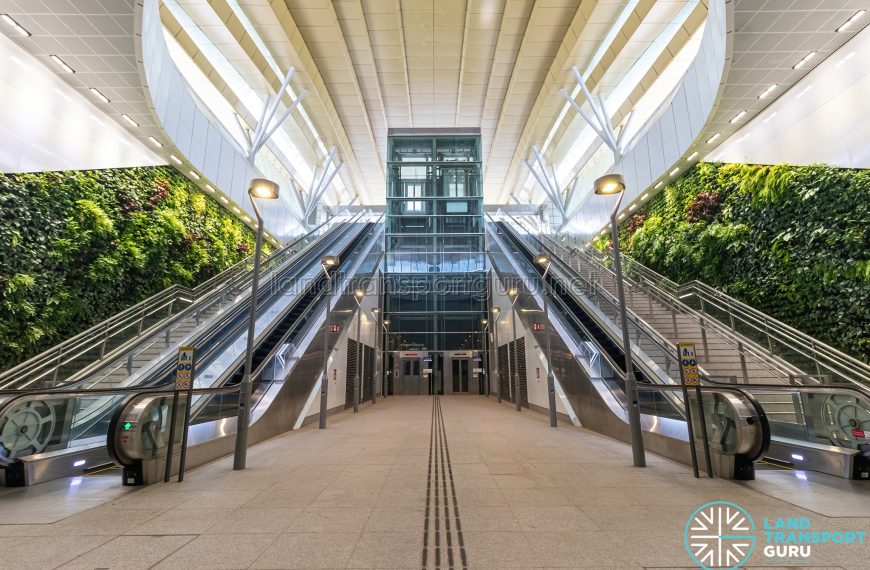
left=0, top=215, right=379, bottom=485
left=487, top=219, right=769, bottom=478
left=493, top=220, right=682, bottom=422
left=491, top=216, right=870, bottom=480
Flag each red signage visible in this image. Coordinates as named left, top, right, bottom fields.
left=532, top=322, right=544, bottom=332
left=852, top=428, right=869, bottom=440
left=331, top=324, right=341, bottom=333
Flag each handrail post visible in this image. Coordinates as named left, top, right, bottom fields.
left=737, top=341, right=749, bottom=383
left=700, top=318, right=710, bottom=363
left=99, top=323, right=109, bottom=359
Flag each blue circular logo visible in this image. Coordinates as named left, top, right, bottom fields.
left=684, top=501, right=755, bottom=569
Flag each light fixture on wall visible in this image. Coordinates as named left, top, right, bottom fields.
left=793, top=51, right=816, bottom=69
left=169, top=155, right=182, bottom=165
left=49, top=55, right=74, bottom=73
left=758, top=84, right=778, bottom=99
left=1, top=14, right=31, bottom=36
left=89, top=88, right=110, bottom=103
left=837, top=10, right=866, bottom=32
left=729, top=110, right=747, bottom=124
left=188, top=170, right=200, bottom=180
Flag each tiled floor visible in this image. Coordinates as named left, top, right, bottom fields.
left=1, top=395, right=869, bottom=569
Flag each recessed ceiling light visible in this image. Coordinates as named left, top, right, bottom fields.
left=232, top=206, right=240, bottom=213
left=50, top=55, right=74, bottom=73
left=654, top=181, right=663, bottom=189
left=618, top=213, right=626, bottom=220
left=687, top=151, right=699, bottom=161
left=641, top=193, right=649, bottom=201
left=219, top=196, right=228, bottom=204
left=837, top=10, right=866, bottom=32
left=670, top=167, right=680, bottom=176
left=730, top=110, right=747, bottom=124
left=120, top=114, right=138, bottom=127
left=243, top=216, right=252, bottom=223
left=205, top=184, right=216, bottom=192
left=758, top=85, right=778, bottom=99
left=188, top=170, right=200, bottom=180
left=706, top=133, right=721, bottom=144
left=147, top=136, right=162, bottom=147
left=169, top=154, right=182, bottom=164
left=88, top=88, right=110, bottom=103
left=763, top=111, right=778, bottom=124
left=1, top=14, right=31, bottom=36
left=628, top=204, right=637, bottom=211
left=793, top=51, right=816, bottom=69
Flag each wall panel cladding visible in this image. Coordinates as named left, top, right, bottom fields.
left=0, top=165, right=262, bottom=371
left=599, top=162, right=870, bottom=362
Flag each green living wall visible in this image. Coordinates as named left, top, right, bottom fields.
left=0, top=165, right=264, bottom=371
left=599, top=162, right=870, bottom=362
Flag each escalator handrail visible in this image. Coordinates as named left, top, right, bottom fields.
left=13, top=212, right=365, bottom=392
left=499, top=212, right=801, bottom=387
left=637, top=383, right=772, bottom=461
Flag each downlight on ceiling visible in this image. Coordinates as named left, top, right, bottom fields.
left=706, top=133, right=721, bottom=144
left=169, top=155, right=182, bottom=165
left=793, top=51, right=816, bottom=69
left=669, top=167, right=680, bottom=177
left=50, top=55, right=74, bottom=73
left=758, top=85, right=778, bottom=99
left=837, top=10, right=866, bottom=32
left=1, top=14, right=31, bottom=36
left=121, top=114, right=138, bottom=127
left=687, top=152, right=699, bottom=162
left=205, top=184, right=216, bottom=193
left=188, top=171, right=200, bottom=180
left=147, top=136, right=162, bottom=148
left=730, top=111, right=747, bottom=124
left=89, top=88, right=110, bottom=103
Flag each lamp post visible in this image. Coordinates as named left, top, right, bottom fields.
left=353, top=288, right=365, bottom=413
left=507, top=287, right=521, bottom=411
left=535, top=253, right=557, bottom=428
left=233, top=178, right=279, bottom=471
left=382, top=320, right=390, bottom=398
left=481, top=318, right=489, bottom=397
left=491, top=308, right=502, bottom=402
left=319, top=255, right=339, bottom=429
left=594, top=173, right=646, bottom=467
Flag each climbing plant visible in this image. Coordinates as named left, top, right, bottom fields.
left=0, top=166, right=267, bottom=371
left=596, top=162, right=870, bottom=362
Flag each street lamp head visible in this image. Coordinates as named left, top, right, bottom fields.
left=321, top=255, right=339, bottom=267
left=507, top=287, right=518, bottom=298
left=535, top=253, right=550, bottom=265
left=249, top=178, right=280, bottom=199
left=481, top=318, right=488, bottom=325
left=492, top=307, right=500, bottom=314
left=383, top=319, right=390, bottom=326
left=593, top=173, right=625, bottom=196
left=354, top=289, right=365, bottom=299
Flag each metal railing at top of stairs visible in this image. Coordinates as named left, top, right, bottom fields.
left=505, top=213, right=870, bottom=391
left=0, top=212, right=362, bottom=391
left=490, top=213, right=795, bottom=393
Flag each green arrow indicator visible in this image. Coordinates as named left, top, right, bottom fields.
left=123, top=422, right=133, bottom=431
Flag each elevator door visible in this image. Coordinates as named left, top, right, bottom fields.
left=452, top=358, right=469, bottom=393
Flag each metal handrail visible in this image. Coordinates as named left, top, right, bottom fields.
left=0, top=213, right=359, bottom=390
left=504, top=214, right=843, bottom=387
left=563, top=228, right=870, bottom=387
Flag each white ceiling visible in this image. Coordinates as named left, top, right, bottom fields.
left=0, top=0, right=868, bottom=207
